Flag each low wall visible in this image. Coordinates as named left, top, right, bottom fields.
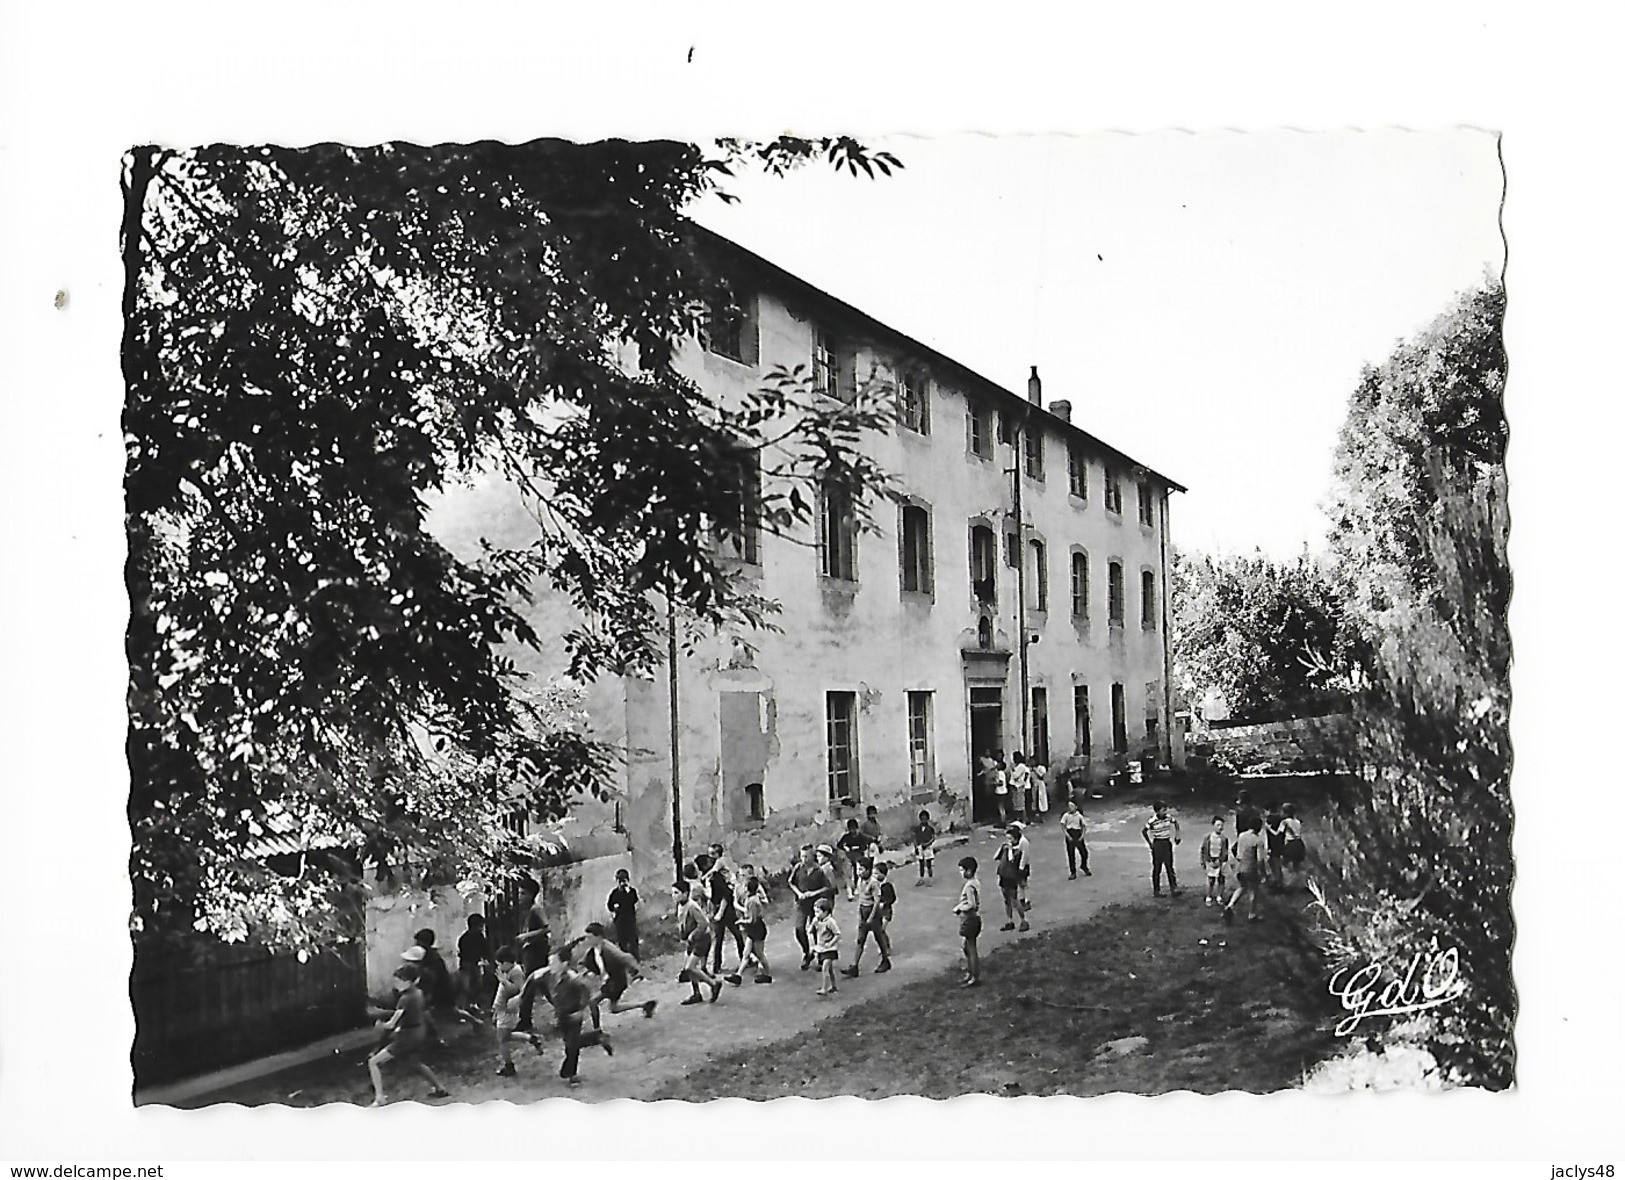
left=1199, top=712, right=1354, bottom=774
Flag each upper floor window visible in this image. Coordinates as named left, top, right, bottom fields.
left=716, top=450, right=761, bottom=564
left=970, top=523, right=997, bottom=607
left=1023, top=428, right=1045, bottom=481
left=812, top=326, right=853, bottom=403
left=900, top=504, right=932, bottom=594
left=819, top=480, right=857, bottom=582
left=1108, top=560, right=1125, bottom=626
left=1028, top=539, right=1048, bottom=612
left=701, top=291, right=756, bottom=363
left=899, top=371, right=929, bottom=435
left=1071, top=550, right=1089, bottom=619
left=1104, top=468, right=1124, bottom=515
left=1141, top=569, right=1157, bottom=629
left=967, top=401, right=992, bottom=459
left=997, top=410, right=1015, bottom=446
left=1138, top=481, right=1155, bottom=527
left=1068, top=446, right=1087, bottom=500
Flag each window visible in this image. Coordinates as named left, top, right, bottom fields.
left=970, top=523, right=997, bottom=606
left=900, top=504, right=932, bottom=594
left=1005, top=529, right=1020, bottom=569
left=1141, top=569, right=1157, bottom=629
left=1073, top=684, right=1091, bottom=758
left=998, top=410, right=1015, bottom=445
left=1024, top=428, right=1044, bottom=481
left=716, top=451, right=761, bottom=564
left=745, top=782, right=765, bottom=821
left=1071, top=551, right=1089, bottom=619
left=967, top=401, right=992, bottom=459
left=1105, top=468, right=1123, bottom=515
left=1138, top=481, right=1155, bottom=527
left=812, top=326, right=851, bottom=403
left=1068, top=446, right=1087, bottom=500
left=1028, top=539, right=1047, bottom=612
left=1146, top=681, right=1162, bottom=746
left=1031, top=687, right=1050, bottom=766
left=900, top=371, right=929, bottom=434
left=819, top=480, right=857, bottom=581
left=1111, top=683, right=1128, bottom=754
left=907, top=691, right=934, bottom=790
left=1108, top=560, right=1125, bottom=626
left=701, top=291, right=754, bottom=363
left=826, top=692, right=859, bottom=802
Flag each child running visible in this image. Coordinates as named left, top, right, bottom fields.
left=911, top=810, right=938, bottom=886
left=366, top=964, right=451, bottom=1107
left=488, top=946, right=541, bottom=1078
left=1200, top=815, right=1230, bottom=908
left=739, top=872, right=774, bottom=983
left=953, top=856, right=982, bottom=987
left=809, top=897, right=842, bottom=997
left=1225, top=815, right=1267, bottom=923
left=578, top=922, right=657, bottom=1027
left=546, top=944, right=614, bottom=1087
left=673, top=879, right=724, bottom=1005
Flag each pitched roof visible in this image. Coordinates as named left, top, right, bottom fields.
left=689, top=222, right=1187, bottom=494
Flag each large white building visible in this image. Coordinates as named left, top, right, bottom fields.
left=432, top=227, right=1184, bottom=893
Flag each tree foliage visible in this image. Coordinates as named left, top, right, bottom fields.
left=124, top=138, right=901, bottom=952
left=1316, top=279, right=1513, bottom=1086
left=1170, top=548, right=1349, bottom=725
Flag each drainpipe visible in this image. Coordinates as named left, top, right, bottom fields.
left=1159, top=489, right=1173, bottom=767
left=1013, top=369, right=1037, bottom=769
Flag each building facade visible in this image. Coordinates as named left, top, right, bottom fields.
left=430, top=228, right=1183, bottom=895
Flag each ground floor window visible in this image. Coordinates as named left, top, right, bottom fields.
left=907, top=690, right=934, bottom=790
left=826, top=691, right=859, bottom=802
left=1030, top=687, right=1050, bottom=765
left=1111, top=682, right=1128, bottom=754
left=1073, top=684, right=1090, bottom=759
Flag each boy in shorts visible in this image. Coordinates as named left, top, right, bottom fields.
left=578, top=922, right=657, bottom=1027
left=810, top=896, right=842, bottom=996
left=366, top=964, right=451, bottom=1107
left=487, top=946, right=543, bottom=1077
left=912, top=810, right=937, bottom=885
left=1225, top=815, right=1267, bottom=923
left=1199, top=815, right=1230, bottom=907
left=673, top=879, right=724, bottom=1005
left=953, top=856, right=982, bottom=987
left=994, top=826, right=1028, bottom=932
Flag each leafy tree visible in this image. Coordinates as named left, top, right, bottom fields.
left=1316, top=280, right=1512, bottom=1087
left=124, top=138, right=902, bottom=953
left=1170, top=548, right=1349, bottom=725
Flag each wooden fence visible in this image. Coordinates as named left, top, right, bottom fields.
left=131, top=939, right=369, bottom=1087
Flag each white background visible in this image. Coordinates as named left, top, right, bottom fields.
left=1, top=0, right=1621, bottom=1167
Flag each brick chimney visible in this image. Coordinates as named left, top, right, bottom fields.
left=1048, top=399, right=1073, bottom=423
left=1027, top=365, right=1042, bottom=406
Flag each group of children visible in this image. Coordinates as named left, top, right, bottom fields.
left=977, top=751, right=1052, bottom=826
left=1147, top=789, right=1307, bottom=923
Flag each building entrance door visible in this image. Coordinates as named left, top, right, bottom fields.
left=968, top=687, right=1004, bottom=823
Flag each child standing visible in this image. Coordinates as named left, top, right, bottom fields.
left=1142, top=801, right=1183, bottom=897
left=1225, top=815, right=1267, bottom=923
left=843, top=860, right=896, bottom=976
left=994, top=827, right=1029, bottom=932
left=1280, top=802, right=1306, bottom=890
left=1061, top=799, right=1091, bottom=879
left=366, top=964, right=451, bottom=1107
left=606, top=869, right=640, bottom=959
left=455, top=914, right=491, bottom=1017
left=836, top=819, right=870, bottom=901
left=953, top=856, right=982, bottom=987
left=1199, top=816, right=1230, bottom=908
left=810, top=897, right=842, bottom=997
left=911, top=810, right=938, bottom=886
left=1032, top=760, right=1050, bottom=821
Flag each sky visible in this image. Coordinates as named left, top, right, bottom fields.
left=689, top=131, right=1505, bottom=561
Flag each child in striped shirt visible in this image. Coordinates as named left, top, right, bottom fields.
left=1142, top=801, right=1182, bottom=897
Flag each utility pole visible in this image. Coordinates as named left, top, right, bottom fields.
left=667, top=589, right=683, bottom=880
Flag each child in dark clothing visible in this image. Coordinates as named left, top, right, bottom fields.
left=606, top=869, right=640, bottom=959
left=456, top=914, right=492, bottom=1015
